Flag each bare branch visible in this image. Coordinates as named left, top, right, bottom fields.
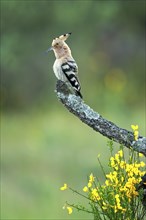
left=55, top=80, right=146, bottom=156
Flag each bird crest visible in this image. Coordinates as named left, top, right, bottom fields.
left=54, top=33, right=71, bottom=42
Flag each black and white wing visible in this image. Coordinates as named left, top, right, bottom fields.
left=61, top=60, right=82, bottom=98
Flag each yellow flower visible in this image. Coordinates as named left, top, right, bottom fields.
left=105, top=179, right=110, bottom=186
left=114, top=194, right=126, bottom=213
left=102, top=206, right=108, bottom=210
left=118, top=150, right=123, bottom=158
left=140, top=161, right=145, bottom=167
left=110, top=157, right=115, bottom=167
left=120, top=160, right=126, bottom=169
left=121, top=176, right=124, bottom=182
left=126, top=164, right=132, bottom=173
left=115, top=153, right=120, bottom=163
left=106, top=171, right=119, bottom=186
left=90, top=188, right=101, bottom=201
left=102, top=202, right=108, bottom=210
left=139, top=153, right=143, bottom=157
left=83, top=186, right=88, bottom=192
left=67, top=206, right=73, bottom=215
left=87, top=173, right=95, bottom=188
left=89, top=173, right=95, bottom=183
left=115, top=194, right=120, bottom=203
left=134, top=130, right=139, bottom=141
left=131, top=125, right=138, bottom=130
left=60, top=183, right=68, bottom=191
left=131, top=125, right=139, bottom=140
left=88, top=182, right=92, bottom=188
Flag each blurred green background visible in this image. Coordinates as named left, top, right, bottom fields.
left=1, top=0, right=145, bottom=219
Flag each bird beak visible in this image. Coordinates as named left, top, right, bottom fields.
left=45, top=47, right=53, bottom=53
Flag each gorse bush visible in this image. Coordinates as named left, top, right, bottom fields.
left=60, top=134, right=146, bottom=219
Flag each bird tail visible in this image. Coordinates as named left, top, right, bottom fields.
left=75, top=90, right=83, bottom=99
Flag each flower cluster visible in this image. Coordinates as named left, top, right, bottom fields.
left=105, top=150, right=145, bottom=202
left=83, top=150, right=145, bottom=218
left=60, top=143, right=145, bottom=219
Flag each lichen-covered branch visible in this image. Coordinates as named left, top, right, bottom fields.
left=55, top=80, right=146, bottom=156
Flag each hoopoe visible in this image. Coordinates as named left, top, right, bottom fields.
left=47, top=33, right=83, bottom=98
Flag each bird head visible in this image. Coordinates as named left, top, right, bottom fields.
left=46, top=33, right=72, bottom=58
